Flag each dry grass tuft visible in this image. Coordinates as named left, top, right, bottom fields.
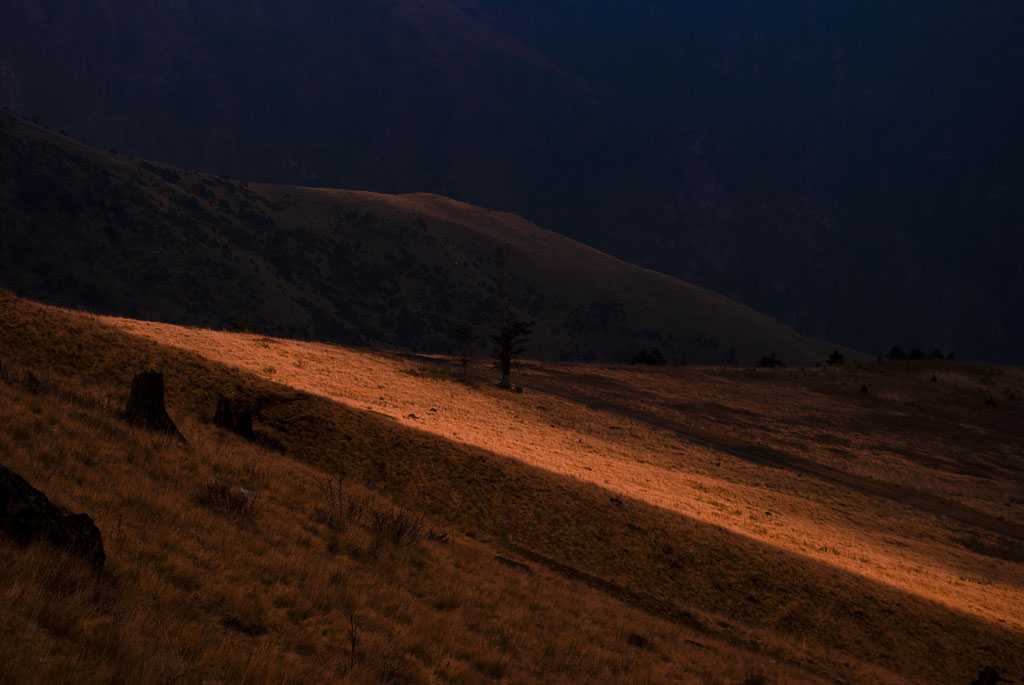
left=311, top=473, right=361, bottom=531
left=367, top=505, right=426, bottom=551
left=196, top=482, right=260, bottom=520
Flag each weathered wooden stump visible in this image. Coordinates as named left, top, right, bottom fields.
left=213, top=397, right=256, bottom=441
left=1, top=465, right=106, bottom=570
left=124, top=371, right=185, bottom=442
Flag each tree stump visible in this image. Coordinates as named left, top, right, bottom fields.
left=213, top=397, right=256, bottom=441
left=124, top=371, right=186, bottom=442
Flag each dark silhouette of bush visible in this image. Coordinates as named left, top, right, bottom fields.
left=758, top=352, right=785, bottom=368
left=630, top=348, right=667, bottom=366
left=826, top=349, right=845, bottom=366
left=907, top=348, right=925, bottom=360
left=928, top=348, right=944, bottom=359
left=887, top=346, right=907, bottom=360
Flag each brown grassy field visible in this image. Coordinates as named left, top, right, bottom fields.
left=2, top=289, right=1023, bottom=683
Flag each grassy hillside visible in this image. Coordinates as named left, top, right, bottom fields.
left=0, top=110, right=845, bottom=366
left=1, top=290, right=1021, bottom=683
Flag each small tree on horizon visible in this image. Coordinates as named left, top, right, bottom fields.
left=631, top=348, right=668, bottom=366
left=492, top=244, right=534, bottom=389
left=449, top=323, right=477, bottom=379
left=826, top=349, right=845, bottom=366
left=758, top=352, right=785, bottom=368
left=887, top=346, right=907, bottom=360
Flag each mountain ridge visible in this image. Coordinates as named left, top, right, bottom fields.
left=0, top=110, right=848, bottom=366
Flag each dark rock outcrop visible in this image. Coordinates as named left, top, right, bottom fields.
left=124, top=371, right=185, bottom=442
left=972, top=666, right=1011, bottom=685
left=0, top=465, right=105, bottom=570
left=213, top=397, right=255, bottom=441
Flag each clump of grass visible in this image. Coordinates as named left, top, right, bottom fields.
left=401, top=365, right=456, bottom=383
left=196, top=481, right=258, bottom=519
left=371, top=646, right=418, bottom=684
left=368, top=505, right=425, bottom=549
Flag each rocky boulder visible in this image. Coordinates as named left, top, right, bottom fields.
left=0, top=465, right=105, bottom=570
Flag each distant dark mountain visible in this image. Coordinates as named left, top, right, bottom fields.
left=0, top=111, right=845, bottom=366
left=1, top=0, right=1022, bottom=361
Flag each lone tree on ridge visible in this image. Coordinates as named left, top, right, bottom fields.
left=492, top=245, right=534, bottom=389
left=449, top=323, right=477, bottom=379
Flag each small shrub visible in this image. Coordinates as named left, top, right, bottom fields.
left=368, top=505, right=425, bottom=549
left=220, top=614, right=267, bottom=637
left=313, top=474, right=348, bottom=530
left=627, top=633, right=650, bottom=648
left=757, top=352, right=784, bottom=368
left=630, top=348, right=667, bottom=366
left=401, top=366, right=453, bottom=382
left=887, top=346, right=906, bottom=360
left=826, top=349, right=845, bottom=366
left=373, top=647, right=415, bottom=684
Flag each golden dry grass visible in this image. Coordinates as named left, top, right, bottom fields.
left=2, top=289, right=1022, bottom=683
left=104, top=313, right=1024, bottom=636
left=0, top=302, right=808, bottom=683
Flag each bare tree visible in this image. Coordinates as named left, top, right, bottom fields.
left=448, top=323, right=477, bottom=379
left=492, top=319, right=534, bottom=389
left=491, top=246, right=533, bottom=389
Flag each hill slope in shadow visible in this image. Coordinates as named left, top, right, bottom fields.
left=0, top=111, right=845, bottom=366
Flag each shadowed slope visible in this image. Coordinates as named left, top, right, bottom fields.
left=0, top=111, right=847, bottom=365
